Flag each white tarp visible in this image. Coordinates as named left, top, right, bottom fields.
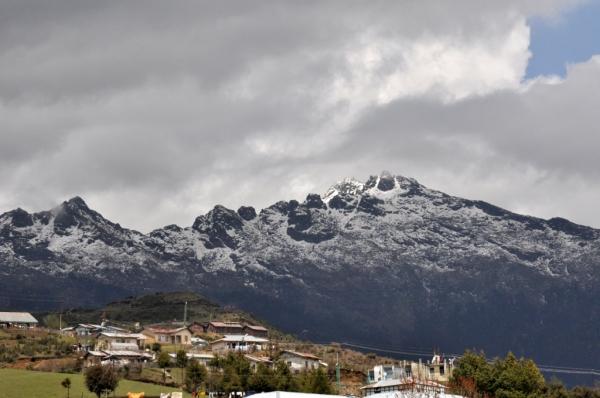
left=249, top=392, right=347, bottom=398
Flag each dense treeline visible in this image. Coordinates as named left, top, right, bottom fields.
left=178, top=351, right=332, bottom=394
left=450, top=351, right=600, bottom=398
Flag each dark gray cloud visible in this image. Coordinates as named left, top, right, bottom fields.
left=0, top=0, right=597, bottom=231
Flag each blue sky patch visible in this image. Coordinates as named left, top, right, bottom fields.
left=526, top=1, right=600, bottom=78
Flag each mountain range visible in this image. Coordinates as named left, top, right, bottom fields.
left=1, top=173, right=599, bottom=370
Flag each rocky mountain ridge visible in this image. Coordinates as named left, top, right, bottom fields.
left=1, top=173, right=599, bottom=369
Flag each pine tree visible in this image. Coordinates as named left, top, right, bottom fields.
left=186, top=359, right=208, bottom=393
left=248, top=363, right=275, bottom=392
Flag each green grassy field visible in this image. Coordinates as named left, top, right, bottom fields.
left=0, top=368, right=190, bottom=398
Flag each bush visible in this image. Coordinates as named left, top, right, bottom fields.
left=300, top=368, right=333, bottom=394
left=185, top=359, right=208, bottom=392
left=84, top=364, right=120, bottom=398
left=450, top=351, right=544, bottom=398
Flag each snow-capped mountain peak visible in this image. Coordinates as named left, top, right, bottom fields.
left=1, top=172, right=599, bottom=370
left=322, top=172, right=425, bottom=203
left=322, top=177, right=365, bottom=203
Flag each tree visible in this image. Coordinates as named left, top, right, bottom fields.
left=301, top=368, right=332, bottom=394
left=273, top=361, right=298, bottom=391
left=491, top=352, right=545, bottom=398
left=176, top=350, right=188, bottom=386
left=151, top=342, right=162, bottom=353
left=176, top=349, right=188, bottom=368
left=84, top=365, right=120, bottom=398
left=248, top=363, right=275, bottom=392
left=158, top=351, right=171, bottom=368
left=186, top=359, right=208, bottom=393
left=221, top=353, right=251, bottom=391
left=450, top=350, right=493, bottom=397
left=450, top=351, right=545, bottom=398
left=221, top=366, right=242, bottom=395
left=44, top=314, right=61, bottom=330
left=61, top=377, right=71, bottom=398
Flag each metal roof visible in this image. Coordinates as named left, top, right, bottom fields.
left=143, top=326, right=189, bottom=335
left=281, top=350, right=321, bottom=361
left=0, top=312, right=38, bottom=324
left=99, top=332, right=146, bottom=339
left=245, top=324, right=268, bottom=331
left=360, top=378, right=446, bottom=390
left=103, top=350, right=152, bottom=358
left=169, top=352, right=214, bottom=359
left=209, top=321, right=243, bottom=328
left=245, top=354, right=273, bottom=363
left=211, top=334, right=269, bottom=343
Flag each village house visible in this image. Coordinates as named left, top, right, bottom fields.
left=243, top=324, right=269, bottom=338
left=142, top=326, right=193, bottom=345
left=191, top=336, right=208, bottom=347
left=60, top=323, right=102, bottom=337
left=0, top=312, right=38, bottom=328
left=367, top=364, right=403, bottom=383
left=60, top=322, right=129, bottom=337
left=85, top=331, right=150, bottom=368
left=95, top=332, right=146, bottom=351
left=425, top=354, right=454, bottom=382
left=210, top=334, right=269, bottom=354
left=168, top=352, right=215, bottom=367
left=367, top=356, right=455, bottom=384
left=206, top=321, right=244, bottom=335
left=245, top=354, right=273, bottom=371
left=279, top=350, right=324, bottom=373
left=189, top=321, right=207, bottom=336
left=83, top=349, right=152, bottom=368
left=360, top=378, right=447, bottom=396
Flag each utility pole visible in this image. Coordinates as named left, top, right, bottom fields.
left=336, top=352, right=341, bottom=391
left=59, top=313, right=62, bottom=331
left=183, top=301, right=188, bottom=326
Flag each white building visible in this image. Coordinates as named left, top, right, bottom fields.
left=363, top=391, right=464, bottom=398
left=361, top=379, right=448, bottom=396
left=249, top=391, right=346, bottom=398
left=367, top=357, right=455, bottom=384
left=245, top=354, right=273, bottom=371
left=279, top=350, right=324, bottom=373
left=169, top=352, right=215, bottom=367
left=85, top=332, right=150, bottom=368
left=0, top=312, right=38, bottom=328
left=60, top=323, right=130, bottom=337
left=95, top=332, right=147, bottom=351
left=210, top=334, right=269, bottom=354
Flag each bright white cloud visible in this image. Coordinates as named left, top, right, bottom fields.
left=0, top=0, right=597, bottom=232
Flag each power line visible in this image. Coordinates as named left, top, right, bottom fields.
left=0, top=295, right=66, bottom=303
left=539, top=367, right=600, bottom=376
left=336, top=342, right=600, bottom=376
left=338, top=341, right=462, bottom=357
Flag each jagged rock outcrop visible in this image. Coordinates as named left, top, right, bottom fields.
left=1, top=173, right=599, bottom=370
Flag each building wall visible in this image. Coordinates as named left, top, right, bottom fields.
left=207, top=325, right=244, bottom=335
left=280, top=354, right=320, bottom=372
left=143, top=329, right=192, bottom=345
left=243, top=327, right=268, bottom=338
left=96, top=336, right=141, bottom=351
left=211, top=340, right=263, bottom=354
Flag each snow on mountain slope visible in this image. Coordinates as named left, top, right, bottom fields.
left=1, top=173, right=599, bottom=368
left=2, top=173, right=599, bottom=282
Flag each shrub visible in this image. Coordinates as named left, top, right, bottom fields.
left=84, top=364, right=120, bottom=398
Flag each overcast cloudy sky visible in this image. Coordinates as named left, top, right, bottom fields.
left=1, top=0, right=600, bottom=232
